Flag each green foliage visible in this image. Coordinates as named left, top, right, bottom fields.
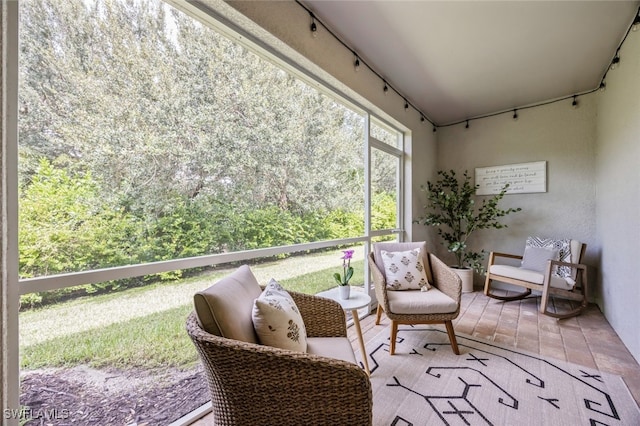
left=19, top=159, right=139, bottom=275
left=371, top=191, right=397, bottom=230
left=18, top=159, right=147, bottom=306
left=324, top=209, right=364, bottom=239
left=416, top=170, right=521, bottom=273
left=17, top=160, right=369, bottom=305
left=16, top=0, right=386, bottom=306
left=19, top=0, right=365, bottom=219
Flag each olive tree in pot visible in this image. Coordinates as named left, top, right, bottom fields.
left=416, top=170, right=521, bottom=293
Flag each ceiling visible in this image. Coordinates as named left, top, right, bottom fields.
left=303, top=1, right=640, bottom=125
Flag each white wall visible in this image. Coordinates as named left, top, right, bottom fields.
left=218, top=0, right=438, bottom=243
left=436, top=98, right=598, bottom=286
left=595, top=30, right=640, bottom=363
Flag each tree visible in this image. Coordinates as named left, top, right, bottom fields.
left=416, top=170, right=521, bottom=273
left=17, top=0, right=374, bottom=287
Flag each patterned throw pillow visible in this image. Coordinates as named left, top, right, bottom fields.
left=525, top=236, right=572, bottom=277
left=380, top=248, right=431, bottom=291
left=252, top=279, right=307, bottom=352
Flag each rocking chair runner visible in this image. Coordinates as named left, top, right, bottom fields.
left=484, top=239, right=588, bottom=318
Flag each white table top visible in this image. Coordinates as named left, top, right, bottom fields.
left=317, top=286, right=372, bottom=311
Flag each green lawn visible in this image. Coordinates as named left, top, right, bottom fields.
left=20, top=254, right=365, bottom=370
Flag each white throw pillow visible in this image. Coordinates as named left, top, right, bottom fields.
left=252, top=279, right=307, bottom=352
left=521, top=245, right=559, bottom=272
left=525, top=236, right=572, bottom=277
left=380, top=248, right=431, bottom=291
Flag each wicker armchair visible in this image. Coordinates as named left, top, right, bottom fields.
left=369, top=242, right=462, bottom=355
left=186, top=266, right=372, bottom=426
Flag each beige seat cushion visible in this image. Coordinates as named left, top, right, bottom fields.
left=193, top=265, right=262, bottom=343
left=489, top=264, right=575, bottom=290
left=387, top=286, right=457, bottom=315
left=306, top=337, right=357, bottom=364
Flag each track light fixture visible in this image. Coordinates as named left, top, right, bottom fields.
left=599, top=81, right=607, bottom=92
left=633, top=11, right=640, bottom=32
left=383, top=81, right=389, bottom=94
left=353, top=54, right=360, bottom=72
left=420, top=115, right=425, bottom=122
left=465, top=120, right=469, bottom=129
left=433, top=126, right=437, bottom=133
left=404, top=99, right=409, bottom=110
left=512, top=109, right=518, bottom=121
left=572, top=95, right=578, bottom=109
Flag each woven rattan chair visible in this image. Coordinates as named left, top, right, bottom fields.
left=186, top=266, right=372, bottom=426
left=369, top=242, right=462, bottom=355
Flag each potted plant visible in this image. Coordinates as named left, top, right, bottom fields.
left=334, top=249, right=354, bottom=299
left=416, top=170, right=521, bottom=292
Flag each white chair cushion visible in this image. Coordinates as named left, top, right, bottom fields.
left=380, top=248, right=431, bottom=291
left=387, top=287, right=457, bottom=315
left=252, top=279, right=308, bottom=352
left=489, top=265, right=575, bottom=290
left=306, top=337, right=357, bottom=364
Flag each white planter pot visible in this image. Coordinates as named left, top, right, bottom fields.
left=451, top=267, right=474, bottom=293
left=338, top=285, right=351, bottom=300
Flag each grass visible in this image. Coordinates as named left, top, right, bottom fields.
left=21, top=304, right=197, bottom=370
left=20, top=250, right=365, bottom=371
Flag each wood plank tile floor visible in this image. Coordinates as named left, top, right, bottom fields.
left=352, top=290, right=640, bottom=406
left=192, top=290, right=640, bottom=424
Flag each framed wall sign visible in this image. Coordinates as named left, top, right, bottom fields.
left=475, top=161, right=547, bottom=195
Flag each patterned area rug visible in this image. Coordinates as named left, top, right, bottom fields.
left=357, top=326, right=640, bottom=425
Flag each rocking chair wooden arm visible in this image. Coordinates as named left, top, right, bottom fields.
left=547, top=259, right=587, bottom=271
left=487, top=251, right=524, bottom=263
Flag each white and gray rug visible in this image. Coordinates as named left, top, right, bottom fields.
left=357, top=326, right=640, bottom=425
